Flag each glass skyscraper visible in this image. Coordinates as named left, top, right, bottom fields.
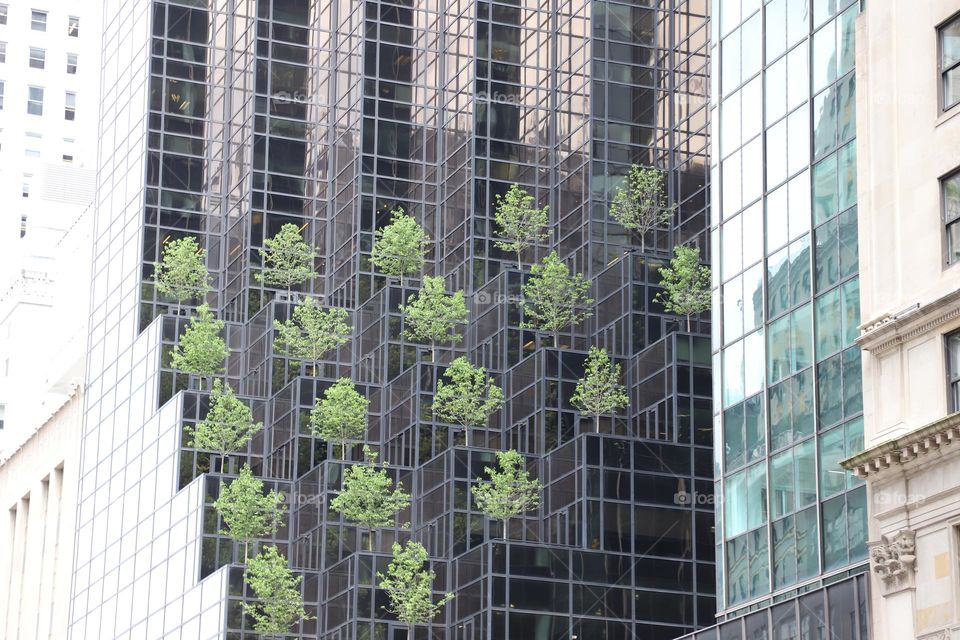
left=683, top=0, right=870, bottom=638
left=69, top=0, right=715, bottom=638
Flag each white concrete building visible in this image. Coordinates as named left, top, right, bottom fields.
left=843, top=1, right=960, bottom=638
left=0, top=0, right=100, bottom=455
left=0, top=386, right=81, bottom=640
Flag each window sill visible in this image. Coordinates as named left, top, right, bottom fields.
left=936, top=103, right=960, bottom=128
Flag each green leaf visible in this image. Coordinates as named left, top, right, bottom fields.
left=471, top=449, right=542, bottom=528
left=273, top=297, right=351, bottom=372
left=493, top=184, right=549, bottom=266
left=521, top=251, right=593, bottom=341
left=255, top=223, right=318, bottom=291
left=377, top=541, right=453, bottom=629
left=214, top=464, right=285, bottom=556
left=242, top=545, right=310, bottom=635
left=308, top=378, right=369, bottom=459
left=170, top=304, right=228, bottom=378
left=570, top=347, right=629, bottom=420
left=609, top=165, right=674, bottom=249
left=188, top=379, right=262, bottom=467
left=653, top=245, right=711, bottom=327
left=153, top=236, right=211, bottom=309
left=432, top=357, right=503, bottom=429
left=370, top=208, right=428, bottom=280
left=330, top=445, right=410, bottom=530
left=399, top=276, right=469, bottom=355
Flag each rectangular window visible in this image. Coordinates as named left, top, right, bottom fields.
left=0, top=5, right=7, bottom=25
left=943, top=15, right=960, bottom=110
left=66, top=53, right=77, bottom=74
left=67, top=16, right=78, bottom=36
left=29, top=47, right=44, bottom=69
left=0, top=42, right=6, bottom=63
left=30, top=10, right=46, bottom=31
left=949, top=331, right=960, bottom=412
left=22, top=181, right=29, bottom=197
left=19, top=215, right=26, bottom=238
left=64, top=91, right=75, bottom=120
left=25, top=148, right=39, bottom=157
left=62, top=153, right=72, bottom=162
left=942, top=170, right=960, bottom=264
left=0, top=80, right=4, bottom=110
left=27, top=85, right=42, bottom=115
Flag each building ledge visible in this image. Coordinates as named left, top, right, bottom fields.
left=841, top=411, right=960, bottom=479
left=857, top=287, right=960, bottom=355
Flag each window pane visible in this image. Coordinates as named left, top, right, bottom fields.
left=795, top=439, right=817, bottom=507
left=838, top=74, right=856, bottom=144
left=842, top=347, right=863, bottom=417
left=765, top=56, right=787, bottom=124
left=746, top=462, right=767, bottom=530
left=725, top=471, right=747, bottom=537
left=772, top=515, right=797, bottom=588
left=743, top=263, right=764, bottom=333
left=743, top=201, right=764, bottom=268
left=745, top=393, right=765, bottom=463
left=813, top=153, right=838, bottom=225
left=765, top=0, right=787, bottom=62
left=946, top=67, right=960, bottom=110
left=812, top=88, right=836, bottom=159
left=815, top=288, right=841, bottom=357
left=942, top=17, right=960, bottom=69
left=822, top=494, right=848, bottom=569
left=815, top=218, right=839, bottom=292
left=796, top=506, right=819, bottom=579
left=770, top=449, right=794, bottom=518
left=819, top=425, right=846, bottom=497
left=948, top=220, right=960, bottom=265
left=812, top=20, right=837, bottom=93
left=839, top=6, right=856, bottom=75
left=838, top=141, right=857, bottom=210
left=749, top=526, right=769, bottom=597
left=818, top=354, right=843, bottom=427
left=839, top=206, right=859, bottom=278
left=724, top=403, right=745, bottom=470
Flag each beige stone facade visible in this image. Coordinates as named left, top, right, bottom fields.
left=845, top=1, right=960, bottom=638
left=0, top=389, right=81, bottom=639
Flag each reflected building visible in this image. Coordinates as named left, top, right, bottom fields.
left=685, top=0, right=870, bottom=639
left=69, top=0, right=713, bottom=638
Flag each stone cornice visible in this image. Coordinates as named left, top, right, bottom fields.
left=842, top=411, right=960, bottom=479
left=857, top=288, right=960, bottom=355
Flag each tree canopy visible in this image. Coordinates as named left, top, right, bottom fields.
left=243, top=545, right=310, bottom=636
left=399, top=276, right=469, bottom=361
left=170, top=303, right=228, bottom=383
left=256, top=223, right=318, bottom=296
left=432, top=357, right=503, bottom=443
left=378, top=541, right=454, bottom=632
left=274, top=297, right=351, bottom=375
left=188, top=379, right=262, bottom=472
left=521, top=251, right=593, bottom=347
left=153, top=236, right=211, bottom=313
left=609, top=164, right=673, bottom=252
left=471, top=449, right=542, bottom=538
left=214, top=464, right=285, bottom=560
left=370, top=208, right=428, bottom=285
left=330, top=445, right=411, bottom=544
left=308, top=378, right=369, bottom=459
left=493, top=184, right=549, bottom=268
left=654, top=245, right=711, bottom=331
left=570, top=347, right=629, bottom=432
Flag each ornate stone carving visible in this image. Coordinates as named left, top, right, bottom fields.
left=870, top=529, right=917, bottom=594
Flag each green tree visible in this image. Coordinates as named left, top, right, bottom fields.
left=432, top=357, right=503, bottom=445
left=256, top=223, right=318, bottom=299
left=377, top=541, right=453, bottom=635
left=153, top=236, right=211, bottom=314
left=274, top=297, right=351, bottom=375
left=308, top=378, right=369, bottom=460
left=243, top=545, right=310, bottom=636
left=399, top=276, right=469, bottom=361
left=654, top=245, right=711, bottom=331
left=170, top=304, right=228, bottom=387
left=521, top=251, right=594, bottom=347
left=370, top=208, right=429, bottom=286
left=188, top=379, right=262, bottom=472
left=609, top=164, right=673, bottom=253
left=214, top=464, right=285, bottom=561
left=570, top=346, right=629, bottom=433
left=493, top=184, right=549, bottom=268
left=331, top=445, right=411, bottom=550
left=471, top=449, right=542, bottom=538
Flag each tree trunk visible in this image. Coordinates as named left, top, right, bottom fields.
left=431, top=342, right=436, bottom=362
left=517, top=249, right=522, bottom=270
left=244, top=540, right=249, bottom=563
left=595, top=414, right=600, bottom=433
left=640, top=233, right=645, bottom=254
left=502, top=519, right=507, bottom=539
left=686, top=315, right=691, bottom=332
left=221, top=454, right=227, bottom=474
left=553, top=332, right=559, bottom=348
